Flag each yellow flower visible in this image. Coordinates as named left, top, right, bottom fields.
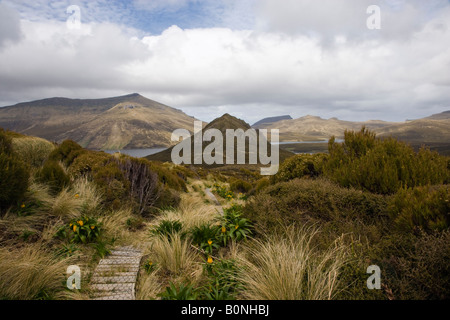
left=73, top=225, right=77, bottom=232
left=207, top=257, right=213, bottom=264
left=21, top=204, right=26, bottom=208
left=235, top=225, right=239, bottom=230
left=78, top=220, right=84, bottom=226
left=90, top=225, right=95, bottom=230
left=207, top=240, right=213, bottom=245
left=74, top=194, right=79, bottom=199
left=70, top=223, right=73, bottom=227
left=221, top=226, right=226, bottom=233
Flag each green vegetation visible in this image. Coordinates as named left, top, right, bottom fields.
left=325, top=127, right=449, bottom=194
left=1, top=126, right=449, bottom=300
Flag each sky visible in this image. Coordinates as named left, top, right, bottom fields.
left=0, top=0, right=449, bottom=124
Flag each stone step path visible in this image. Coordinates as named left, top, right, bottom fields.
left=205, top=188, right=224, bottom=216
left=90, top=246, right=143, bottom=300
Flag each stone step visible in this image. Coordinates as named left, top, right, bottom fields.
left=91, top=275, right=136, bottom=284
left=94, top=265, right=140, bottom=273
left=98, top=258, right=141, bottom=265
left=90, top=246, right=142, bottom=301
left=94, top=271, right=138, bottom=277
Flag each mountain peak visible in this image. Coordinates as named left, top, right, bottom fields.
left=204, top=114, right=251, bottom=133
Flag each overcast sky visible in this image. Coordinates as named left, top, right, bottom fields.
left=0, top=0, right=449, bottom=123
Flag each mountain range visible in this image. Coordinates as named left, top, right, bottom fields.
left=0, top=94, right=196, bottom=150
left=0, top=93, right=448, bottom=153
left=254, top=112, right=450, bottom=145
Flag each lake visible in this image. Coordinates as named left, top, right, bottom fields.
left=104, top=148, right=167, bottom=158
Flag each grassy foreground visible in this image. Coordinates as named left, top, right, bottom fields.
left=0, top=127, right=449, bottom=300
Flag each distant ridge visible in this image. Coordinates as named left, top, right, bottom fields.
left=252, top=115, right=292, bottom=128
left=0, top=94, right=196, bottom=150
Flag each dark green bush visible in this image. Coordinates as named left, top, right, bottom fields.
left=243, top=178, right=388, bottom=233
left=0, top=128, right=13, bottom=155
left=148, top=162, right=187, bottom=192
left=389, top=185, right=449, bottom=232
left=36, top=160, right=70, bottom=194
left=254, top=177, right=270, bottom=193
left=370, top=230, right=450, bottom=300
left=48, top=140, right=84, bottom=166
left=229, top=178, right=252, bottom=193
left=325, top=128, right=449, bottom=194
left=153, top=187, right=181, bottom=211
left=0, top=152, right=30, bottom=211
left=272, top=153, right=328, bottom=183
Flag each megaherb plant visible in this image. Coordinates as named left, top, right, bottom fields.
left=223, top=205, right=252, bottom=241
left=56, top=216, right=102, bottom=244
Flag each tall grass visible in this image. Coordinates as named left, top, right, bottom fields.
left=136, top=268, right=163, bottom=300
left=11, top=136, right=55, bottom=167
left=71, top=177, right=103, bottom=214
left=150, top=233, right=199, bottom=275
left=0, top=243, right=73, bottom=300
left=158, top=195, right=219, bottom=230
left=237, top=226, right=348, bottom=300
left=51, top=188, right=82, bottom=218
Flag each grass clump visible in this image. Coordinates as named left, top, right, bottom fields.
left=237, top=226, right=347, bottom=300
left=0, top=243, right=73, bottom=300
left=150, top=233, right=198, bottom=275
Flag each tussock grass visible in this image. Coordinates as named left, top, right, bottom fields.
left=51, top=188, right=82, bottom=218
left=0, top=243, right=73, bottom=300
left=237, top=226, right=348, bottom=300
left=154, top=195, right=219, bottom=230
left=71, top=177, right=103, bottom=214
left=11, top=136, right=55, bottom=167
left=150, top=233, right=199, bottom=276
left=98, top=207, right=148, bottom=246
left=136, top=268, right=163, bottom=300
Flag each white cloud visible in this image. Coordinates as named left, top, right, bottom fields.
left=0, top=1, right=449, bottom=124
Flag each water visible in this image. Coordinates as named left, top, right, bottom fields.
left=104, top=148, right=167, bottom=158
left=274, top=139, right=344, bottom=145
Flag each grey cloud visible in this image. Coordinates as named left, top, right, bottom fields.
left=0, top=4, right=23, bottom=48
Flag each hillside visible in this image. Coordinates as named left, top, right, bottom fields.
left=0, top=94, right=196, bottom=150
left=252, top=115, right=292, bottom=128
left=260, top=115, right=395, bottom=141
left=147, top=113, right=294, bottom=166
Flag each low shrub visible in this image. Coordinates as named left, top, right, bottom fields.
left=325, top=128, right=449, bottom=195
left=243, top=178, right=388, bottom=233
left=389, top=185, right=450, bottom=232
left=272, top=153, right=328, bottom=183
left=48, top=140, right=84, bottom=166
left=0, top=152, right=30, bottom=211
left=229, top=178, right=252, bottom=194
left=0, top=128, right=13, bottom=154
left=36, top=160, right=70, bottom=194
